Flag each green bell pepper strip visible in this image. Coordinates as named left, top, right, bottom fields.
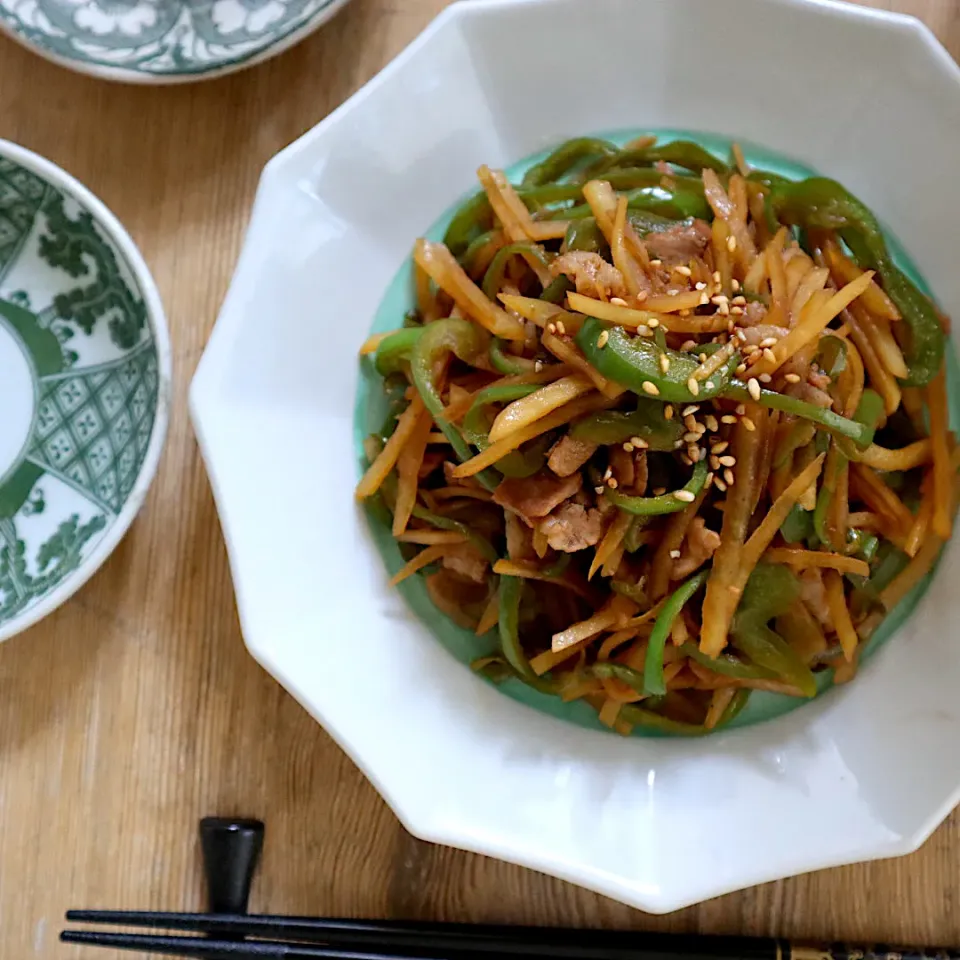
left=611, top=578, right=649, bottom=604
left=564, top=218, right=608, bottom=254
left=813, top=449, right=839, bottom=547
left=460, top=229, right=500, bottom=273
left=576, top=317, right=740, bottom=403
left=643, top=569, right=710, bottom=696
left=556, top=184, right=711, bottom=223
left=591, top=661, right=647, bottom=696
left=540, top=275, right=573, bottom=304
left=780, top=504, right=813, bottom=544
left=410, top=318, right=499, bottom=491
left=717, top=689, right=752, bottom=727
left=481, top=243, right=552, bottom=300
left=521, top=137, right=620, bottom=187
left=637, top=141, right=730, bottom=175
left=623, top=516, right=650, bottom=554
left=374, top=327, right=422, bottom=376
left=723, top=382, right=874, bottom=448
left=616, top=703, right=709, bottom=736
left=730, top=564, right=817, bottom=697
left=498, top=576, right=551, bottom=689
left=606, top=460, right=709, bottom=517
left=409, top=504, right=497, bottom=563
left=679, top=643, right=775, bottom=681
left=489, top=338, right=533, bottom=375
left=770, top=177, right=945, bottom=386
left=462, top=384, right=552, bottom=479
left=847, top=528, right=880, bottom=564
left=570, top=402, right=685, bottom=449
left=817, top=334, right=848, bottom=380
left=444, top=191, right=495, bottom=258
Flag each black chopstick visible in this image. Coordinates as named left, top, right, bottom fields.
left=63, top=913, right=778, bottom=960
left=60, top=931, right=445, bottom=960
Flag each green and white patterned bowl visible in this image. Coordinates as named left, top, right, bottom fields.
left=0, top=0, right=353, bottom=83
left=0, top=140, right=170, bottom=642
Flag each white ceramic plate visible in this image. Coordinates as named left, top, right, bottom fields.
left=0, top=140, right=170, bottom=642
left=192, top=0, right=960, bottom=912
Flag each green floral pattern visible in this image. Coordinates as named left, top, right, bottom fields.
left=0, top=0, right=345, bottom=80
left=0, top=154, right=161, bottom=635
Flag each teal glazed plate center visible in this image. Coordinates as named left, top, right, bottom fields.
left=355, top=128, right=959, bottom=736
left=0, top=141, right=170, bottom=641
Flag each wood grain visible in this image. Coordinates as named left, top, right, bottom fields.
left=0, top=1, right=958, bottom=956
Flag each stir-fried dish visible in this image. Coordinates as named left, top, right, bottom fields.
left=356, top=134, right=958, bottom=736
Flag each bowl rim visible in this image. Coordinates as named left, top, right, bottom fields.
left=0, top=138, right=172, bottom=643
left=0, top=0, right=353, bottom=86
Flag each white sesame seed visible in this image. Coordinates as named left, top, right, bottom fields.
left=688, top=446, right=701, bottom=463
left=721, top=414, right=738, bottom=424
left=704, top=472, right=715, bottom=490
left=714, top=478, right=728, bottom=492
left=641, top=380, right=660, bottom=396
left=683, top=414, right=698, bottom=431
left=731, top=306, right=744, bottom=315
left=732, top=295, right=747, bottom=305
left=534, top=360, right=543, bottom=372
left=735, top=404, right=746, bottom=415
left=632, top=437, right=649, bottom=449
left=680, top=340, right=697, bottom=352
left=711, top=294, right=729, bottom=306
left=747, top=377, right=761, bottom=401
left=695, top=281, right=707, bottom=291
left=603, top=466, right=612, bottom=480
left=647, top=318, right=660, bottom=328
left=637, top=325, right=652, bottom=337
left=705, top=414, right=719, bottom=432
left=705, top=380, right=715, bottom=390
left=741, top=416, right=756, bottom=432
left=680, top=452, right=692, bottom=465
left=608, top=477, right=619, bottom=489
left=718, top=302, right=730, bottom=315
left=710, top=455, right=721, bottom=470
left=759, top=373, right=772, bottom=383
left=712, top=271, right=721, bottom=284
left=732, top=279, right=741, bottom=292
left=699, top=353, right=708, bottom=363
left=669, top=549, right=682, bottom=558
left=623, top=442, right=634, bottom=453
left=687, top=377, right=700, bottom=397
left=675, top=265, right=692, bottom=277
left=734, top=329, right=747, bottom=343
left=653, top=486, right=667, bottom=496
left=724, top=468, right=736, bottom=485
left=762, top=347, right=777, bottom=363
left=744, top=344, right=760, bottom=355
left=759, top=337, right=777, bottom=348
left=735, top=363, right=747, bottom=375
left=727, top=235, right=737, bottom=252
left=547, top=322, right=557, bottom=334
left=674, top=440, right=685, bottom=449
left=659, top=355, right=670, bottom=373
left=636, top=290, right=648, bottom=303
left=664, top=405, right=674, bottom=420
left=785, top=373, right=801, bottom=383
left=610, top=297, right=628, bottom=307
left=682, top=404, right=700, bottom=417
left=675, top=490, right=696, bottom=503
left=555, top=320, right=566, bottom=336
left=699, top=293, right=710, bottom=305
left=683, top=431, right=700, bottom=443
left=596, top=330, right=609, bottom=349
left=717, top=455, right=736, bottom=468
left=595, top=485, right=605, bottom=495
left=650, top=259, right=663, bottom=268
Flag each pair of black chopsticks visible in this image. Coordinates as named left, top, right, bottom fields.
left=60, top=911, right=950, bottom=960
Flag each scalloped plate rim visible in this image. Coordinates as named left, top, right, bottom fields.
left=0, top=138, right=172, bottom=642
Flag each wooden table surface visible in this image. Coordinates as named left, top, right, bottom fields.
left=1, top=0, right=959, bottom=956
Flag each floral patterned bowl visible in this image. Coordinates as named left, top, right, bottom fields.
left=0, top=140, right=170, bottom=642
left=0, top=0, right=353, bottom=83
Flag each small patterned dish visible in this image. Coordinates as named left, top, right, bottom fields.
left=0, top=139, right=170, bottom=643
left=0, top=0, right=353, bottom=84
